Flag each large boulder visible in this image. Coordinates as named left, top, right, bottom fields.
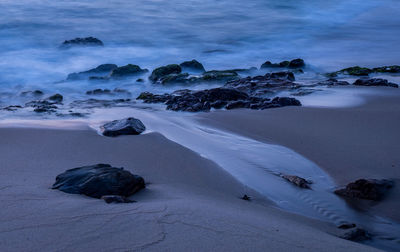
left=353, top=78, right=398, bottom=88
left=261, top=59, right=305, bottom=69
left=60, top=37, right=104, bottom=49
left=102, top=117, right=146, bottom=137
left=52, top=164, right=145, bottom=198
left=179, top=59, right=205, bottom=73
left=334, top=179, right=394, bottom=201
left=149, top=64, right=182, bottom=83
left=110, top=64, right=149, bottom=78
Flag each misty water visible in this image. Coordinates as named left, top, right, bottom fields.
left=1, top=1, right=400, bottom=251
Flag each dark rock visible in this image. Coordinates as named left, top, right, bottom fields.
left=353, top=78, right=398, bottom=88
left=136, top=78, right=144, bottom=82
left=340, top=228, right=370, bottom=241
left=149, top=64, right=182, bottom=83
left=261, top=59, right=305, bottom=69
left=318, top=78, right=350, bottom=86
left=338, top=223, right=357, bottom=229
left=52, top=164, right=145, bottom=198
left=210, top=100, right=228, bottom=109
left=266, top=71, right=296, bottom=81
left=159, top=73, right=191, bottom=85
left=70, top=99, right=135, bottom=109
left=271, top=97, right=302, bottom=106
left=372, top=65, right=400, bottom=73
left=137, top=92, right=172, bottom=104
left=291, top=89, right=316, bottom=96
left=20, top=90, right=44, bottom=97
left=199, top=70, right=240, bottom=82
left=67, top=64, right=117, bottom=81
left=110, top=64, right=148, bottom=78
left=101, top=195, right=136, bottom=204
left=25, top=100, right=58, bottom=113
left=282, top=175, right=311, bottom=189
left=334, top=179, right=394, bottom=201
left=241, top=194, right=251, bottom=201
left=179, top=59, right=205, bottom=73
left=102, top=117, right=146, bottom=137
left=327, top=66, right=372, bottom=77
left=86, top=89, right=112, bottom=95
left=288, top=59, right=305, bottom=68
left=225, top=100, right=249, bottom=110
left=47, top=94, right=63, bottom=102
left=3, top=105, right=23, bottom=111
left=60, top=37, right=104, bottom=49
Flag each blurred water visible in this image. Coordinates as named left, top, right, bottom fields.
left=0, top=0, right=399, bottom=97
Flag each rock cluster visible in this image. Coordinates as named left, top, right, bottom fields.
left=261, top=58, right=305, bottom=69
left=60, top=37, right=104, bottom=49
left=353, top=78, right=398, bottom=88
left=334, top=179, right=394, bottom=201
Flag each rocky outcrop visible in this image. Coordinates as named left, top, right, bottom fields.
left=102, top=117, right=146, bottom=137
left=60, top=37, right=104, bottom=49
left=86, top=88, right=131, bottom=96
left=282, top=175, right=311, bottom=189
left=179, top=59, right=205, bottom=73
left=20, top=90, right=44, bottom=97
left=25, top=94, right=64, bottom=113
left=70, top=98, right=135, bottom=109
left=110, top=64, right=149, bottom=78
left=261, top=59, right=305, bottom=69
left=327, top=65, right=400, bottom=77
left=340, top=228, right=370, bottom=241
left=52, top=164, right=145, bottom=198
left=353, top=78, right=398, bottom=88
left=48, top=93, right=63, bottom=102
left=334, top=179, right=394, bottom=201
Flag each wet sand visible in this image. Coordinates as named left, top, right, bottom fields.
left=0, top=127, right=377, bottom=251
left=199, top=87, right=400, bottom=223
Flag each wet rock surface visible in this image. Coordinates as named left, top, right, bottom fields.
left=102, top=117, right=146, bottom=137
left=261, top=58, right=305, bottom=69
left=70, top=98, right=135, bottom=109
left=60, top=37, right=104, bottom=49
left=353, top=78, right=398, bottom=88
left=281, top=175, right=312, bottom=189
left=340, top=228, right=371, bottom=241
left=149, top=64, right=182, bottom=83
left=179, top=59, right=205, bottom=73
left=334, top=179, right=394, bottom=201
left=110, top=64, right=149, bottom=78
left=327, top=65, right=400, bottom=77
left=52, top=164, right=145, bottom=198
left=67, top=64, right=118, bottom=81
left=86, top=88, right=131, bottom=96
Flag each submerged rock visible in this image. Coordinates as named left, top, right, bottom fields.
left=327, top=66, right=372, bottom=77
left=52, top=164, right=145, bottom=198
left=149, top=64, right=182, bottom=83
left=334, top=179, right=394, bottom=201
left=67, top=64, right=118, bottom=81
left=372, top=65, right=400, bottom=73
left=110, top=64, right=149, bottom=78
left=353, top=78, right=398, bottom=88
left=70, top=98, right=135, bottom=109
left=20, top=90, right=44, bottom=97
left=261, top=59, right=305, bottom=69
left=101, top=195, right=136, bottom=204
left=282, top=175, right=311, bottom=189
left=179, top=59, right=205, bottom=73
left=102, top=117, right=146, bottom=137
left=340, top=228, right=370, bottom=241
left=60, top=37, right=104, bottom=49
left=47, top=93, right=63, bottom=102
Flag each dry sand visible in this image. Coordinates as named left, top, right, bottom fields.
left=199, top=87, right=400, bottom=223
left=0, top=127, right=378, bottom=251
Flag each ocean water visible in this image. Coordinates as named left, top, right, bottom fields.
left=0, top=0, right=399, bottom=98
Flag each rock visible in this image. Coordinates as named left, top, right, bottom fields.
left=60, top=37, right=104, bottom=49
left=101, top=195, right=136, bottom=204
left=317, top=78, right=350, bottom=86
left=265, top=71, right=296, bottom=81
left=102, top=117, right=146, bottom=137
left=25, top=100, right=58, bottom=113
left=20, top=90, right=44, bottom=97
left=327, top=66, right=372, bottom=77
left=334, top=179, right=394, bottom=201
left=338, top=223, right=357, bottom=229
left=137, top=92, right=172, bottom=104
left=340, top=228, right=370, bottom=241
left=149, top=64, right=182, bottom=83
left=261, top=59, right=305, bottom=69
left=70, top=99, right=135, bottom=109
left=179, top=59, right=205, bottom=73
left=47, top=93, right=63, bottom=102
left=225, top=100, right=250, bottom=110
left=288, top=58, right=305, bottom=68
left=271, top=97, right=302, bottom=106
left=200, top=70, right=240, bottom=82
left=67, top=64, right=117, bottom=81
left=282, top=175, right=311, bottom=189
left=86, top=89, right=112, bottom=95
left=159, top=73, right=191, bottom=85
left=136, top=78, right=144, bottom=82
left=52, top=164, right=145, bottom=198
left=353, top=78, right=398, bottom=88
left=110, top=64, right=149, bottom=78
left=372, top=65, right=400, bottom=73
left=3, top=105, right=23, bottom=111
left=241, top=194, right=251, bottom=201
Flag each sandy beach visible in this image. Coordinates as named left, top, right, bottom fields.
left=0, top=126, right=380, bottom=251
left=199, top=87, right=400, bottom=223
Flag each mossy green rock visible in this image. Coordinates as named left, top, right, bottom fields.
left=149, top=64, right=182, bottom=82
left=179, top=59, right=205, bottom=73
left=110, top=64, right=148, bottom=78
